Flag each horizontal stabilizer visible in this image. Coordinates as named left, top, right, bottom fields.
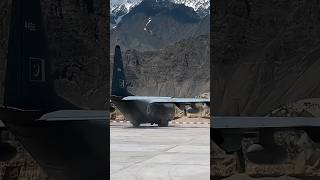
left=37, top=110, right=108, bottom=121
left=212, top=116, right=320, bottom=129
left=121, top=96, right=209, bottom=104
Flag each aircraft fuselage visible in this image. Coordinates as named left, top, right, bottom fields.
left=112, top=97, right=175, bottom=126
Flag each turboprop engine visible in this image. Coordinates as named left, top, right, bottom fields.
left=187, top=103, right=202, bottom=114
left=178, top=103, right=201, bottom=114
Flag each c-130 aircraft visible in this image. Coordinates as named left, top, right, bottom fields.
left=111, top=45, right=210, bottom=127
left=0, top=0, right=108, bottom=179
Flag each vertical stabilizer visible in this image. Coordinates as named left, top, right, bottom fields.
left=111, top=45, right=131, bottom=97
left=4, top=0, right=52, bottom=110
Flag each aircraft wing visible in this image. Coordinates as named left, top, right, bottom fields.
left=149, top=98, right=209, bottom=104
left=212, top=116, right=320, bottom=129
left=120, top=96, right=209, bottom=106
left=37, top=110, right=108, bottom=121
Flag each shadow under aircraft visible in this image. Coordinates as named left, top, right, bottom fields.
left=111, top=45, right=210, bottom=127
left=0, top=0, right=108, bottom=179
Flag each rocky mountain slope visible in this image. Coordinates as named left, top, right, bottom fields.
left=111, top=0, right=209, bottom=51
left=111, top=34, right=210, bottom=97
left=42, top=0, right=109, bottom=110
left=213, top=0, right=320, bottom=116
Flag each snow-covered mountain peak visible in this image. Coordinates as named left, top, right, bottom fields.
left=111, top=0, right=210, bottom=12
left=111, top=0, right=142, bottom=12
left=173, top=0, right=210, bottom=11
left=111, top=0, right=210, bottom=26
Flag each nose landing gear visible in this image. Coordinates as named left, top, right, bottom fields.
left=131, top=121, right=140, bottom=127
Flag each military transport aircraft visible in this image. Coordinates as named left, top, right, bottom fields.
left=0, top=0, right=108, bottom=179
left=212, top=109, right=320, bottom=170
left=111, top=45, right=210, bottom=127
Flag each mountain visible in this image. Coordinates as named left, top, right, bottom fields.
left=189, top=14, right=210, bottom=37
left=173, top=0, right=210, bottom=18
left=111, top=0, right=210, bottom=26
left=111, top=34, right=210, bottom=97
left=111, top=0, right=142, bottom=26
left=111, top=0, right=210, bottom=13
left=110, top=0, right=209, bottom=51
left=111, top=0, right=141, bottom=12
left=213, top=0, right=320, bottom=116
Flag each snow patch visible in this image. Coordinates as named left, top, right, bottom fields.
left=115, top=15, right=125, bottom=24
left=144, top=17, right=152, bottom=31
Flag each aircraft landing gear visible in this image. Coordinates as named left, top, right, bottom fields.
left=158, top=119, right=169, bottom=127
left=236, top=148, right=245, bottom=173
left=132, top=121, right=140, bottom=128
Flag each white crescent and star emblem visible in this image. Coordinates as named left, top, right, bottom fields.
left=33, top=64, right=40, bottom=77
left=30, top=58, right=45, bottom=82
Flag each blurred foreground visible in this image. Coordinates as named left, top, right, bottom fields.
left=0, top=131, right=48, bottom=180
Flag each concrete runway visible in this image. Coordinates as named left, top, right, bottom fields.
left=110, top=122, right=210, bottom=180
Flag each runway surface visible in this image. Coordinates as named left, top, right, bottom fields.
left=110, top=122, right=210, bottom=180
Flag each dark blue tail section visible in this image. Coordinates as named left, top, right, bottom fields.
left=4, top=0, right=78, bottom=112
left=111, top=46, right=131, bottom=97
left=4, top=0, right=52, bottom=111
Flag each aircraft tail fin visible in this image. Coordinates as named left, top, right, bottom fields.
left=4, top=0, right=54, bottom=111
left=111, top=45, right=131, bottom=97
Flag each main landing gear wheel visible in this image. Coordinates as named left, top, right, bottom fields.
left=236, top=148, right=245, bottom=173
left=132, top=121, right=140, bottom=127
left=158, top=120, right=169, bottom=127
